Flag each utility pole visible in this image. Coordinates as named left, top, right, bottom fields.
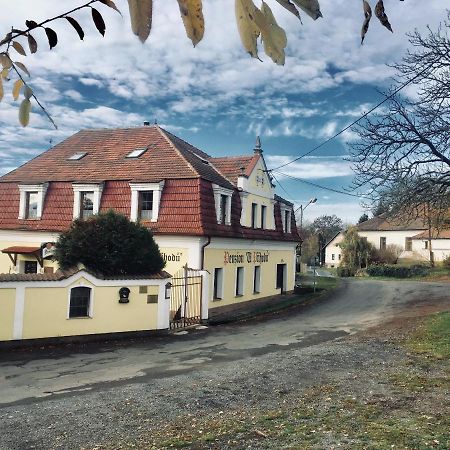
left=294, top=198, right=317, bottom=273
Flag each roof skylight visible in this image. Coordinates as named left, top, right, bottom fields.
left=126, top=147, right=147, bottom=158
left=68, top=152, right=87, bottom=161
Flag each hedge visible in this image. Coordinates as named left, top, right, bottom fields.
left=366, top=264, right=430, bottom=278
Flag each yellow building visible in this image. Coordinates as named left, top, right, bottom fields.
left=0, top=125, right=299, bottom=338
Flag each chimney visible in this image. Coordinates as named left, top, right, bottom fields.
left=143, top=121, right=150, bottom=126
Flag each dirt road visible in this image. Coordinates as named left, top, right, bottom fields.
left=0, top=279, right=449, bottom=449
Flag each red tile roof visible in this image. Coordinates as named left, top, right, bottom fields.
left=357, top=215, right=427, bottom=232
left=0, top=126, right=299, bottom=242
left=0, top=267, right=171, bottom=283
left=412, top=229, right=450, bottom=239
left=2, top=246, right=41, bottom=254
left=210, top=155, right=260, bottom=184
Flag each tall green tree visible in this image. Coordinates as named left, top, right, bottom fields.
left=55, top=210, right=165, bottom=276
left=311, top=214, right=344, bottom=244
left=339, top=226, right=375, bottom=276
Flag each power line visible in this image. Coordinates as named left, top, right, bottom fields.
left=271, top=172, right=297, bottom=203
left=274, top=170, right=369, bottom=199
left=267, top=63, right=433, bottom=173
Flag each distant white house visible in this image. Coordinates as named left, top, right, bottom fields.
left=324, top=215, right=450, bottom=267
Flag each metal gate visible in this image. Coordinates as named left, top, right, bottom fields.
left=169, top=264, right=203, bottom=329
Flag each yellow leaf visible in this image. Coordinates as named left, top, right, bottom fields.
left=0, top=77, right=3, bottom=102
left=127, top=0, right=153, bottom=43
left=255, top=2, right=287, bottom=65
left=15, top=61, right=30, bottom=77
left=1, top=67, right=9, bottom=79
left=13, top=79, right=23, bottom=101
left=12, top=41, right=27, bottom=56
left=177, top=0, right=204, bottom=47
left=19, top=98, right=32, bottom=127
left=235, top=0, right=261, bottom=59
left=0, top=54, right=12, bottom=70
left=291, top=0, right=322, bottom=20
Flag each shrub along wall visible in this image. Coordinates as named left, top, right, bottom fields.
left=366, top=264, right=430, bottom=278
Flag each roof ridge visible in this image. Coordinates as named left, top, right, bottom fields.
left=210, top=155, right=254, bottom=160
left=158, top=126, right=211, bottom=159
left=156, top=127, right=199, bottom=178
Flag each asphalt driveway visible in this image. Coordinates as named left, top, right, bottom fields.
left=0, top=279, right=449, bottom=449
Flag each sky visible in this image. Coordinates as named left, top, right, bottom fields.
left=0, top=0, right=447, bottom=224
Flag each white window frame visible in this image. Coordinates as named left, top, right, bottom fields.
left=213, top=267, right=224, bottom=300
left=18, top=183, right=48, bottom=219
left=251, top=202, right=258, bottom=228
left=280, top=205, right=292, bottom=233
left=235, top=266, right=244, bottom=296
left=67, top=284, right=93, bottom=319
left=260, top=204, right=267, bottom=229
left=130, top=181, right=165, bottom=222
left=253, top=265, right=261, bottom=293
left=212, top=184, right=233, bottom=226
left=72, top=183, right=104, bottom=219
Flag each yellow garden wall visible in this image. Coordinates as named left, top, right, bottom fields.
left=22, top=283, right=160, bottom=340
left=0, top=288, right=15, bottom=341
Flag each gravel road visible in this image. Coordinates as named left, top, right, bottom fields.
left=0, top=279, right=449, bottom=449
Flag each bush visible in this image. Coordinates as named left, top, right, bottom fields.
left=55, top=210, right=165, bottom=276
left=337, top=266, right=354, bottom=277
left=371, top=244, right=403, bottom=264
left=366, top=264, right=430, bottom=278
left=443, top=255, right=450, bottom=270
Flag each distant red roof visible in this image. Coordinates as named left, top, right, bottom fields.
left=412, top=229, right=450, bottom=240
left=357, top=215, right=427, bottom=232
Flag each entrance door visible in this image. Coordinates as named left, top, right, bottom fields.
left=276, top=263, right=286, bottom=294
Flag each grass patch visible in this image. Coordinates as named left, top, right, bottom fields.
left=406, top=312, right=450, bottom=360
left=126, top=381, right=449, bottom=449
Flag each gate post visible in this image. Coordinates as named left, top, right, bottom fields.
left=199, top=270, right=210, bottom=322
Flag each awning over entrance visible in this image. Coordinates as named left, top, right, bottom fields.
left=1, top=246, right=43, bottom=267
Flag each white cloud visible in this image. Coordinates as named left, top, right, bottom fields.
left=64, top=89, right=84, bottom=101
left=0, top=0, right=447, bottom=185
left=299, top=201, right=365, bottom=225
left=266, top=155, right=353, bottom=179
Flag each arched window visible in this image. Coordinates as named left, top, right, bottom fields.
left=69, top=286, right=92, bottom=318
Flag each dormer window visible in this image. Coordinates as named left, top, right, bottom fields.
left=80, top=192, right=94, bottom=219
left=138, top=191, right=153, bottom=220
left=130, top=182, right=164, bottom=222
left=18, top=183, right=48, bottom=220
left=212, top=184, right=232, bottom=226
left=25, top=192, right=38, bottom=219
left=68, top=152, right=87, bottom=161
left=72, top=184, right=103, bottom=219
left=280, top=205, right=292, bottom=233
left=126, top=147, right=147, bottom=158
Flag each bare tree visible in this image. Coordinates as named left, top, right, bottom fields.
left=350, top=13, right=450, bottom=220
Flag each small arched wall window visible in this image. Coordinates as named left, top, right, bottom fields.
left=69, top=286, right=92, bottom=318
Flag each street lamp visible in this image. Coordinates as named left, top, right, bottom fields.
left=295, top=198, right=317, bottom=229
left=294, top=198, right=317, bottom=273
